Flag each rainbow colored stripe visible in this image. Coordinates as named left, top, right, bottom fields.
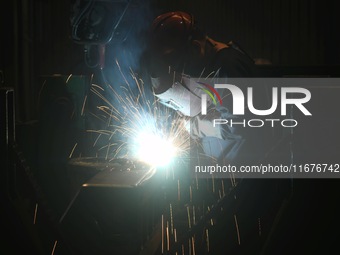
left=197, top=82, right=223, bottom=105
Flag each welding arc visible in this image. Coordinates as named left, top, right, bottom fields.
left=197, top=82, right=223, bottom=105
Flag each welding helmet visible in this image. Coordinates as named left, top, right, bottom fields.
left=150, top=11, right=201, bottom=69
left=152, top=75, right=212, bottom=117
left=150, top=12, right=211, bottom=116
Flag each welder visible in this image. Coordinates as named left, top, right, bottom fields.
left=142, top=10, right=264, bottom=168
left=141, top=11, right=289, bottom=254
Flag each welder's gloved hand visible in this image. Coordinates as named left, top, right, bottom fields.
left=189, top=106, right=246, bottom=163
left=188, top=106, right=243, bottom=141
left=188, top=107, right=224, bottom=140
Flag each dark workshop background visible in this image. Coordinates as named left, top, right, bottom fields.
left=1, top=0, right=340, bottom=255
left=1, top=0, right=340, bottom=122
